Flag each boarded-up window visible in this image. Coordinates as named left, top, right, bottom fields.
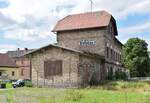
left=111, top=49, right=113, bottom=59
left=12, top=71, right=15, bottom=76
left=106, top=47, right=109, bottom=58
left=44, top=60, right=62, bottom=78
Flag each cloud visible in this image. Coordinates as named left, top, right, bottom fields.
left=0, top=12, right=16, bottom=29
left=1, top=0, right=150, bottom=42
left=4, top=27, right=55, bottom=42
left=92, top=0, right=150, bottom=19
left=0, top=44, right=17, bottom=53
left=117, top=20, right=150, bottom=50
left=0, top=0, right=150, bottom=52
left=119, top=21, right=150, bottom=36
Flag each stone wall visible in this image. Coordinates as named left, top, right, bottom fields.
left=57, top=24, right=123, bottom=79
left=30, top=46, right=80, bottom=88
left=104, top=22, right=123, bottom=77
left=78, top=55, right=104, bottom=87
left=57, top=28, right=106, bottom=56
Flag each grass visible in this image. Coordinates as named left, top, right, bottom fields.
left=0, top=81, right=150, bottom=103
left=98, top=81, right=150, bottom=92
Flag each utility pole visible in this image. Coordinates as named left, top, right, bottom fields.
left=89, top=0, right=94, bottom=12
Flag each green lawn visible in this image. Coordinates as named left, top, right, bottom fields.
left=0, top=87, right=150, bottom=103
left=0, top=81, right=150, bottom=103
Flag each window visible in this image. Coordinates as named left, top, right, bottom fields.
left=116, top=53, right=118, bottom=61
left=119, top=54, right=122, bottom=62
left=113, top=50, right=115, bottom=60
left=0, top=72, right=2, bottom=76
left=111, top=49, right=113, bottom=59
left=109, top=23, right=114, bottom=35
left=106, top=47, right=109, bottom=58
left=44, top=60, right=62, bottom=78
left=12, top=71, right=15, bottom=76
left=115, top=52, right=117, bottom=61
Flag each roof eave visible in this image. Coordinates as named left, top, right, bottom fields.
left=52, top=26, right=108, bottom=33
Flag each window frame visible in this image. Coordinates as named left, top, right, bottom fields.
left=44, top=60, right=63, bottom=78
left=12, top=71, right=15, bottom=76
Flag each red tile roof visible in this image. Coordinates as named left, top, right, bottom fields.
left=0, top=53, right=17, bottom=68
left=52, top=10, right=113, bottom=32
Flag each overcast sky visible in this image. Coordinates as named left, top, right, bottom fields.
left=0, top=0, right=150, bottom=53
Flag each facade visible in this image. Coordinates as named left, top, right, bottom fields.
left=7, top=48, right=33, bottom=79
left=26, top=10, right=123, bottom=87
left=53, top=11, right=123, bottom=78
left=0, top=54, right=19, bottom=80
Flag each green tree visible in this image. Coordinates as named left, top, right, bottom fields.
left=123, top=38, right=150, bottom=77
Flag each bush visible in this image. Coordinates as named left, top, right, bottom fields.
left=6, top=83, right=12, bottom=88
left=121, top=82, right=144, bottom=89
left=25, top=80, right=33, bottom=87
left=64, top=90, right=84, bottom=101
left=115, top=71, right=127, bottom=80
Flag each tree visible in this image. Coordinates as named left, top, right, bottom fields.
left=123, top=38, right=150, bottom=77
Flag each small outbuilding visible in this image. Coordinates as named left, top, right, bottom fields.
left=26, top=44, right=105, bottom=88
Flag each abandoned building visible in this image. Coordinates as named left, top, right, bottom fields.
left=25, top=10, right=123, bottom=88
left=7, top=48, right=34, bottom=80
left=0, top=53, right=19, bottom=80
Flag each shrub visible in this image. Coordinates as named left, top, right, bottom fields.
left=25, top=80, right=33, bottom=87
left=115, top=71, right=127, bottom=80
left=101, top=81, right=118, bottom=90
left=121, top=82, right=144, bottom=89
left=64, top=90, right=84, bottom=101
left=6, top=83, right=12, bottom=88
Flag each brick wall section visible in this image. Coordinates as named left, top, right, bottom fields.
left=30, top=47, right=80, bottom=87
left=13, top=57, right=31, bottom=79
left=78, top=55, right=104, bottom=87
left=57, top=28, right=106, bottom=56
left=14, top=57, right=31, bottom=79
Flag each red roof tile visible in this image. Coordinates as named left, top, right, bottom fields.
left=0, top=53, right=17, bottom=68
left=52, top=10, right=113, bottom=32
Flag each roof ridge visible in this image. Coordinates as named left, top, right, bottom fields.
left=68, top=10, right=111, bottom=17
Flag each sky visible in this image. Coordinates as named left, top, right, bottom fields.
left=0, top=0, right=150, bottom=53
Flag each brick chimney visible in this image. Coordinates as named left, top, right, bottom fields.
left=17, top=48, right=20, bottom=57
